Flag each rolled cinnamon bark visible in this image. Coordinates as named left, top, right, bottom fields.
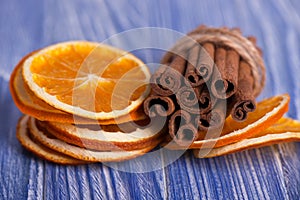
left=151, top=54, right=187, bottom=96
left=169, top=110, right=198, bottom=145
left=195, top=84, right=217, bottom=114
left=176, top=86, right=199, bottom=114
left=197, top=100, right=226, bottom=131
left=184, top=44, right=202, bottom=86
left=211, top=47, right=240, bottom=99
left=229, top=60, right=256, bottom=121
left=143, top=94, right=176, bottom=117
left=160, top=51, right=175, bottom=65
left=185, top=43, right=215, bottom=87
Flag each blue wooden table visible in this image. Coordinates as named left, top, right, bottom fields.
left=1, top=0, right=300, bottom=199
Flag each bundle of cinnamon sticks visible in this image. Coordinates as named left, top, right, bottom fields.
left=143, top=25, right=266, bottom=146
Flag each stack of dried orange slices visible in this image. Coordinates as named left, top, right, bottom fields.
left=10, top=41, right=167, bottom=164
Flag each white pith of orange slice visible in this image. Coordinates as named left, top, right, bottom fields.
left=22, top=41, right=151, bottom=120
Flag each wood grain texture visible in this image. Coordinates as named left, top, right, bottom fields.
left=1, top=0, right=300, bottom=199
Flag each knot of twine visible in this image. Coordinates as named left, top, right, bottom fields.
left=168, top=26, right=266, bottom=97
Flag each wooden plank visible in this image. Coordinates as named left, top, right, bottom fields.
left=0, top=0, right=300, bottom=199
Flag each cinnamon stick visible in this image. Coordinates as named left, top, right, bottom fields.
left=197, top=100, right=226, bottom=131
left=184, top=44, right=202, bottom=86
left=169, top=110, right=198, bottom=146
left=229, top=60, right=256, bottom=121
left=176, top=86, right=199, bottom=114
left=195, top=84, right=217, bottom=114
left=151, top=54, right=187, bottom=96
left=160, top=51, right=175, bottom=65
left=143, top=94, right=176, bottom=117
left=185, top=43, right=215, bottom=87
left=211, top=47, right=239, bottom=99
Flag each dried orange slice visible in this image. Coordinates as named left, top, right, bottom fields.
left=165, top=94, right=290, bottom=149
left=195, top=117, right=300, bottom=158
left=21, top=41, right=151, bottom=120
left=253, top=117, right=300, bottom=136
left=27, top=116, right=161, bottom=162
left=10, top=57, right=147, bottom=124
left=16, top=115, right=87, bottom=164
left=36, top=117, right=166, bottom=151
